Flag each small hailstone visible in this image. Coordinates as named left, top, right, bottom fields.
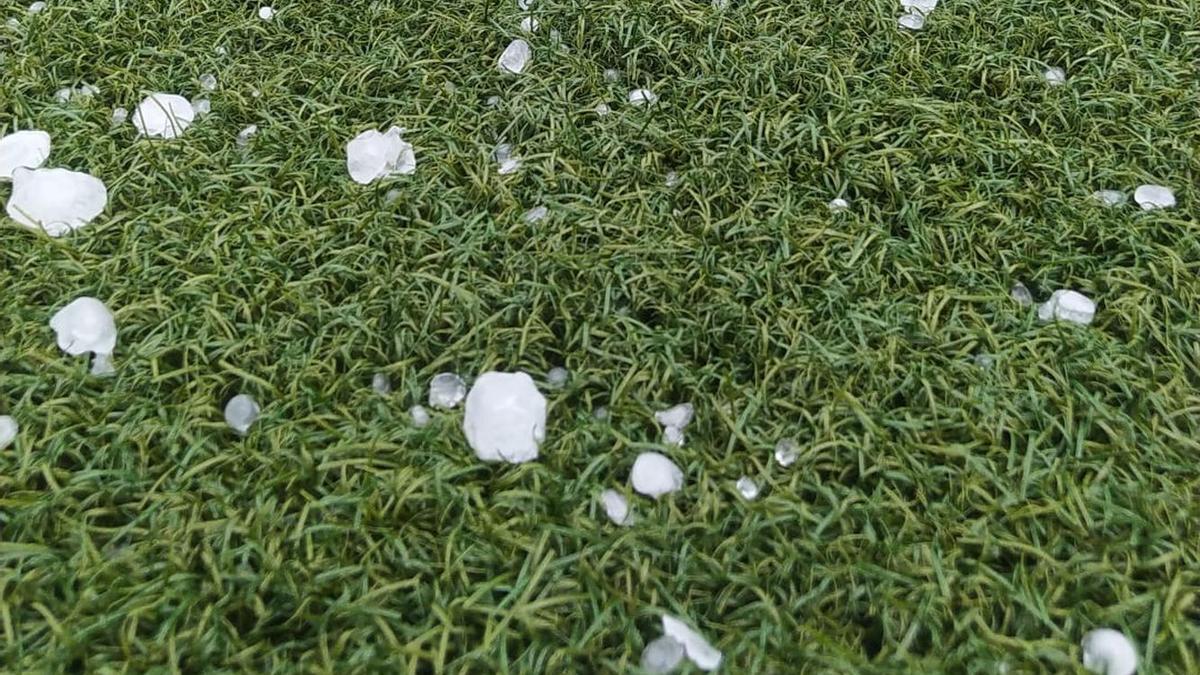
left=774, top=438, right=799, bottom=467
left=898, top=12, right=925, bottom=30
left=594, top=102, right=611, bottom=116
left=486, top=95, right=501, bottom=107
left=224, top=394, right=260, bottom=435
left=593, top=406, right=609, bottom=421
left=655, top=403, right=694, bottom=431
left=520, top=16, right=539, bottom=33
left=523, top=205, right=548, bottom=223
left=1010, top=282, right=1034, bottom=306
left=199, top=73, right=217, bottom=91
left=665, top=171, right=679, bottom=188
left=190, top=98, right=211, bottom=116
left=132, top=93, right=195, bottom=139
left=712, top=0, right=730, bottom=8
left=663, top=425, right=685, bottom=447
left=215, top=45, right=228, bottom=56
left=55, top=87, right=73, bottom=103
left=384, top=189, right=403, bottom=205
left=0, top=416, right=18, bottom=450
left=0, top=129, right=51, bottom=180
left=973, top=353, right=995, bottom=369
left=900, top=0, right=937, bottom=12
left=603, top=68, right=621, bottom=82
left=1043, top=67, right=1067, bottom=86
left=498, top=39, right=531, bottom=75
left=1081, top=629, right=1137, bottom=675
left=828, top=197, right=850, bottom=212
left=28, top=2, right=46, bottom=14
left=1134, top=184, right=1175, bottom=210
left=111, top=107, right=129, bottom=126
left=462, top=371, right=547, bottom=464
left=640, top=635, right=685, bottom=674
left=258, top=5, right=274, bottom=20
left=236, top=124, right=259, bottom=147
left=371, top=372, right=392, bottom=394
left=50, top=297, right=117, bottom=375
left=498, top=157, right=521, bottom=175
left=598, top=489, right=632, bottom=525
left=1092, top=190, right=1126, bottom=207
left=429, top=372, right=467, bottom=409
left=75, top=84, right=99, bottom=98
left=546, top=366, right=569, bottom=388
left=7, top=167, right=108, bottom=236
left=517, top=0, right=533, bottom=8
left=628, top=88, right=658, bottom=106
left=631, top=452, right=684, bottom=498
left=345, top=127, right=416, bottom=184
left=736, top=476, right=760, bottom=500
left=661, top=614, right=723, bottom=671
left=1038, top=289, right=1096, bottom=325
left=7, top=17, right=21, bottom=28
left=410, top=405, right=431, bottom=428
left=250, top=88, right=262, bottom=98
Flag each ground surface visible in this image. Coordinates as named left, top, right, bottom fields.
left=2, top=0, right=1199, bottom=672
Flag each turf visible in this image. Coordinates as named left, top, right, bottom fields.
left=1, top=0, right=1199, bottom=672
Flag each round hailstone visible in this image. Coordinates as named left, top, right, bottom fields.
left=545, top=366, right=569, bottom=388
left=0, top=129, right=51, bottom=180
left=774, top=438, right=799, bottom=467
left=1081, top=629, right=1137, bottom=675
left=498, top=39, right=531, bottom=75
left=110, top=107, right=129, bottom=126
left=523, top=205, right=548, bottom=224
left=224, top=394, right=260, bottom=435
left=258, top=5, right=274, bottom=20
left=462, top=371, right=547, bottom=464
left=429, top=372, right=467, bottom=409
left=973, top=353, right=995, bottom=369
left=28, top=1, right=46, bottom=13
left=603, top=68, right=621, bottom=82
left=828, top=197, right=850, bottom=212
left=49, top=297, right=117, bottom=375
left=631, top=452, right=684, bottom=498
left=410, top=404, right=431, bottom=428
left=7, top=167, right=108, bottom=236
left=132, top=93, right=195, bottom=139
left=736, top=476, right=760, bottom=500
left=898, top=12, right=925, bottom=30
left=663, top=425, right=686, bottom=446
left=661, top=614, right=723, bottom=671
left=0, top=415, right=17, bottom=450
left=517, top=0, right=533, bottom=8
left=236, top=124, right=259, bottom=147
left=486, top=95, right=502, bottom=107
left=655, top=403, right=694, bottom=430
left=1010, top=282, right=1034, bottom=307
left=640, top=635, right=685, bottom=674
left=594, top=102, right=611, bottom=116
left=1092, top=190, right=1126, bottom=207
left=199, top=73, right=217, bottom=91
left=593, top=406, right=609, bottom=421
left=1133, top=184, right=1175, bottom=211
left=1037, top=289, right=1096, bottom=325
left=1043, top=67, right=1067, bottom=86
left=628, top=88, right=658, bottom=106
left=520, top=16, right=539, bottom=33
left=371, top=372, right=392, bottom=395
left=901, top=0, right=937, bottom=12
left=598, top=489, right=632, bottom=525
left=191, top=98, right=211, bottom=116
left=346, top=126, right=416, bottom=184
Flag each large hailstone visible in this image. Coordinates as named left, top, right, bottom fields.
left=1037, top=289, right=1096, bottom=325
left=631, top=452, right=684, bottom=498
left=6, top=167, right=108, bottom=236
left=1134, top=184, right=1175, bottom=211
left=132, top=93, right=195, bottom=139
left=0, top=415, right=17, bottom=450
left=49, top=297, right=117, bottom=375
left=346, top=126, right=416, bottom=184
left=661, top=614, right=723, bottom=671
left=498, top=39, right=531, bottom=74
left=462, top=371, right=547, bottom=463
left=1081, top=629, right=1137, bottom=675
left=0, top=130, right=51, bottom=180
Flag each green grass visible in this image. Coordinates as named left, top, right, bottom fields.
left=2, top=0, right=1199, bottom=671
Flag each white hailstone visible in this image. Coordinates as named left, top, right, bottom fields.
left=49, top=297, right=117, bottom=375
left=598, top=489, right=632, bottom=525
left=774, top=438, right=799, bottom=467
left=640, top=635, right=685, bottom=674
left=736, top=476, right=760, bottom=500
left=258, top=5, right=274, bottom=20
left=712, top=0, right=730, bottom=9
left=215, top=45, right=228, bottom=56
left=593, top=406, right=609, bottom=421
left=486, top=95, right=502, bottom=107
left=28, top=2, right=46, bottom=13
left=828, top=197, right=850, bottom=212
left=665, top=171, right=679, bottom=188
left=900, top=0, right=937, bottom=13
left=6, top=17, right=21, bottom=29
left=1037, top=289, right=1096, bottom=325
left=0, top=416, right=18, bottom=450
left=603, top=68, right=621, bottom=82
left=1010, top=282, right=1034, bottom=307
left=631, top=452, right=684, bottom=498
left=190, top=98, right=211, bottom=116
left=429, top=372, right=467, bottom=409
left=199, top=73, right=217, bottom=91
left=371, top=372, right=392, bottom=394
left=498, top=39, right=531, bottom=75
left=494, top=143, right=522, bottom=175
left=410, top=404, right=431, bottom=428
left=663, top=425, right=685, bottom=447
left=250, top=88, right=262, bottom=98
left=898, top=12, right=925, bottom=30
left=517, top=0, right=533, bottom=8
left=54, top=87, right=73, bottom=103
left=974, top=353, right=995, bottom=368
left=628, top=88, right=658, bottom=106
left=661, top=615, right=723, bottom=671
left=655, top=403, right=694, bottom=430
left=546, top=366, right=569, bottom=388
left=0, top=129, right=51, bottom=180
left=520, top=16, right=539, bottom=33
left=132, top=93, right=195, bottom=139
left=76, top=84, right=99, bottom=98
left=110, top=107, right=129, bottom=126
left=1092, top=190, right=1126, bottom=207
left=1043, top=67, right=1067, bottom=86
left=462, top=371, right=547, bottom=464
left=523, top=205, right=548, bottom=223
left=236, top=124, right=259, bottom=147
left=594, top=102, right=611, bottom=116
left=224, top=394, right=260, bottom=435
left=345, top=126, right=416, bottom=184
left=6, top=167, right=108, bottom=236
left=1134, top=184, right=1175, bottom=210
left=1081, top=629, right=1137, bottom=675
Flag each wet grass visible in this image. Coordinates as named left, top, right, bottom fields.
left=2, top=0, right=1199, bottom=672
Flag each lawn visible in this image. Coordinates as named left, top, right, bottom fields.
left=1, top=0, right=1199, bottom=672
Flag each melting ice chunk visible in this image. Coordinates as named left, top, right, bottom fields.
left=224, top=394, right=260, bottom=434
left=111, top=107, right=129, bottom=126
left=49, top=297, right=117, bottom=374
left=371, top=372, right=392, bottom=395
left=7, top=167, right=107, bottom=236
left=524, top=205, right=548, bottom=223
left=410, top=404, right=431, bottom=428
left=1011, top=282, right=1034, bottom=307
left=1092, top=190, right=1126, bottom=207
left=132, top=93, right=195, bottom=139
left=774, top=438, right=799, bottom=467
left=237, top=124, right=259, bottom=147
left=1134, top=184, right=1175, bottom=211
left=429, top=373, right=467, bottom=409
left=662, top=615, right=723, bottom=671
left=498, top=39, right=531, bottom=74
left=736, top=476, right=760, bottom=500
left=1037, top=290, right=1096, bottom=325
left=199, top=73, right=217, bottom=91
left=640, top=635, right=685, bottom=674
left=462, top=371, right=547, bottom=463
left=346, top=126, right=415, bottom=184
left=0, top=130, right=51, bottom=180
left=631, top=452, right=683, bottom=498
left=520, top=16, right=539, bottom=33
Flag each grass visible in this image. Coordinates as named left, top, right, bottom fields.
left=2, top=0, right=1199, bottom=671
